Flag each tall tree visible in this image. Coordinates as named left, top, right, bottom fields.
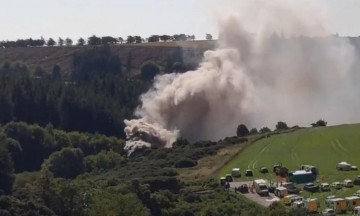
left=206, top=33, right=213, bottom=40
left=0, top=145, right=15, bottom=194
left=118, top=37, right=124, bottom=44
left=65, top=38, right=73, bottom=46
left=47, top=38, right=56, bottom=46
left=134, top=36, right=142, bottom=44
left=101, top=36, right=117, bottom=45
left=160, top=35, right=171, bottom=42
left=148, top=35, right=160, bottom=43
left=77, top=37, right=85, bottom=46
left=236, top=124, right=249, bottom=137
left=275, top=121, right=288, bottom=130
left=58, top=37, right=64, bottom=46
left=88, top=35, right=101, bottom=45
left=127, top=36, right=135, bottom=44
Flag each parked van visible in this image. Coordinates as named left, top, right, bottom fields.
left=232, top=168, right=241, bottom=177
left=253, top=179, right=269, bottom=196
left=274, top=186, right=288, bottom=198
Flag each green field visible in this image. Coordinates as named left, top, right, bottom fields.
left=218, top=124, right=360, bottom=211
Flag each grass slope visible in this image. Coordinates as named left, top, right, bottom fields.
left=219, top=124, right=360, bottom=211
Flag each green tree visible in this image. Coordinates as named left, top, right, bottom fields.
left=44, top=148, right=85, bottom=179
left=0, top=146, right=14, bottom=194
left=206, top=33, right=213, bottom=40
left=47, top=38, right=56, bottom=46
left=58, top=37, right=64, bottom=46
left=65, top=38, right=73, bottom=46
left=101, top=36, right=117, bottom=45
left=134, top=36, right=142, bottom=43
left=77, top=37, right=85, bottom=46
left=249, top=128, right=258, bottom=135
left=127, top=36, right=135, bottom=44
left=259, top=127, right=271, bottom=133
left=236, top=124, right=249, bottom=137
left=314, top=119, right=327, bottom=127
left=148, top=35, right=160, bottom=42
left=275, top=121, right=288, bottom=130
left=118, top=37, right=124, bottom=44
left=160, top=35, right=171, bottom=42
left=87, top=35, right=101, bottom=46
left=140, top=61, right=160, bottom=80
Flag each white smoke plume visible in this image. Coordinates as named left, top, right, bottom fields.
left=124, top=0, right=360, bottom=154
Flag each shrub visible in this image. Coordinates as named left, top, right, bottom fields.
left=44, top=148, right=85, bottom=179
left=175, top=159, right=197, bottom=168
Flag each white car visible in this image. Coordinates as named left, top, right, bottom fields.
left=322, top=208, right=336, bottom=216
left=354, top=190, right=360, bottom=197
left=343, top=179, right=354, bottom=188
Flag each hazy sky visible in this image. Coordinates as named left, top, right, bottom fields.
left=0, top=0, right=359, bottom=41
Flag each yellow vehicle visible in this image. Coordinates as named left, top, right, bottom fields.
left=345, top=196, right=360, bottom=210
left=327, top=198, right=347, bottom=214
left=283, top=195, right=303, bottom=206
left=304, top=198, right=320, bottom=213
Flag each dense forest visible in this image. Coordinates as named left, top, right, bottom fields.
left=0, top=44, right=301, bottom=215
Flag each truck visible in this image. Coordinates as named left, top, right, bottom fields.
left=326, top=198, right=347, bottom=214
left=300, top=164, right=319, bottom=176
left=345, top=196, right=360, bottom=210
left=253, top=179, right=269, bottom=196
left=289, top=170, right=316, bottom=184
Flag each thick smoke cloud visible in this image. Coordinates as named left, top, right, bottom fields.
left=124, top=0, right=360, bottom=155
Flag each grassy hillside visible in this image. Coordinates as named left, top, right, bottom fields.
left=0, top=41, right=216, bottom=75
left=219, top=124, right=360, bottom=179
left=219, top=124, right=360, bottom=211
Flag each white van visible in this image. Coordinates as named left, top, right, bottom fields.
left=232, top=168, right=241, bottom=177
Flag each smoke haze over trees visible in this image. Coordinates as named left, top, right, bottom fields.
left=124, top=0, right=360, bottom=154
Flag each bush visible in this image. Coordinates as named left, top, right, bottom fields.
left=259, top=127, right=271, bottom=133
left=175, top=159, right=197, bottom=168
left=249, top=128, right=258, bottom=135
left=312, top=119, right=327, bottom=127
left=85, top=150, right=124, bottom=171
left=275, top=121, right=288, bottom=130
left=44, top=148, right=85, bottom=179
left=140, top=61, right=160, bottom=80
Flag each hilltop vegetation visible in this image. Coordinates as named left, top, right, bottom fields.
left=0, top=42, right=214, bottom=138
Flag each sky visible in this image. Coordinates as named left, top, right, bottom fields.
left=0, top=0, right=360, bottom=41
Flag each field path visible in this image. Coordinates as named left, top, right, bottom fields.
left=336, top=139, right=348, bottom=153
left=248, top=145, right=269, bottom=169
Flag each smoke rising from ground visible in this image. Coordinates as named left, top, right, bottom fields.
left=124, top=0, right=360, bottom=154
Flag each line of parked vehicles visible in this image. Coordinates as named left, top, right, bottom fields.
left=220, top=163, right=360, bottom=215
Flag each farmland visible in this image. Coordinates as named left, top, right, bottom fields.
left=218, top=123, right=360, bottom=211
